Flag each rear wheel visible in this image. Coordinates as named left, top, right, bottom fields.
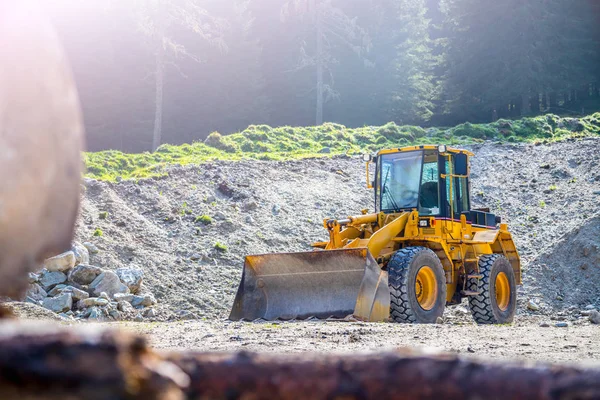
left=388, top=247, right=446, bottom=323
left=467, top=254, right=516, bottom=324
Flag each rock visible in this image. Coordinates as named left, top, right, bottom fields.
left=62, top=286, right=89, bottom=301
left=243, top=201, right=258, bottom=211
left=114, top=293, right=134, bottom=303
left=131, top=293, right=156, bottom=308
left=78, top=297, right=109, bottom=308
left=99, top=292, right=110, bottom=300
left=205, top=195, right=216, bottom=203
left=527, top=299, right=540, bottom=311
left=108, top=309, right=122, bottom=320
left=89, top=271, right=129, bottom=297
left=68, top=264, right=103, bottom=285
left=320, top=147, right=331, bottom=154
left=272, top=204, right=281, bottom=215
left=143, top=308, right=157, bottom=318
left=539, top=322, right=550, bottom=327
left=245, top=216, right=255, bottom=224
left=28, top=272, right=39, bottom=284
left=26, top=283, right=47, bottom=302
left=455, top=306, right=469, bottom=314
left=134, top=313, right=144, bottom=322
left=71, top=241, right=90, bottom=265
left=116, top=267, right=144, bottom=294
left=555, top=322, right=569, bottom=328
left=42, top=293, right=72, bottom=313
left=44, top=251, right=76, bottom=272
left=87, top=306, right=104, bottom=320
left=118, top=301, right=135, bottom=313
left=217, top=181, right=235, bottom=197
left=96, top=298, right=109, bottom=306
left=190, top=253, right=202, bottom=261
left=220, top=220, right=239, bottom=233
left=589, top=310, right=600, bottom=324
left=435, top=317, right=444, bottom=324
left=83, top=242, right=99, bottom=254
left=176, top=310, right=197, bottom=320
left=585, top=305, right=596, bottom=310
left=214, top=211, right=227, bottom=220
left=47, top=284, right=67, bottom=297
left=58, top=312, right=72, bottom=320
left=39, top=270, right=67, bottom=290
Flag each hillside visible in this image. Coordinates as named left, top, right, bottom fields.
left=85, top=113, right=600, bottom=181
left=76, top=136, right=600, bottom=320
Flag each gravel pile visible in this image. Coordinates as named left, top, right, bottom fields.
left=60, top=138, right=600, bottom=320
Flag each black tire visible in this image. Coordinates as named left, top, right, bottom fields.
left=388, top=247, right=446, bottom=323
left=468, top=254, right=517, bottom=324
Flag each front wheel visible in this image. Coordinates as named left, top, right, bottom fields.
left=468, top=254, right=517, bottom=324
left=388, top=247, right=446, bottom=323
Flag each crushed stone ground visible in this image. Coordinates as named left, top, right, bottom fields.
left=10, top=138, right=599, bottom=366
left=104, top=315, right=599, bottom=367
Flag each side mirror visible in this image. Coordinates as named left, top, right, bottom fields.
left=454, top=153, right=468, bottom=176
left=362, top=153, right=372, bottom=163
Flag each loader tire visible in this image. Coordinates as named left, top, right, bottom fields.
left=468, top=254, right=516, bottom=324
left=388, top=247, right=446, bottom=323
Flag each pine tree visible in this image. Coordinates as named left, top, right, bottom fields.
left=281, top=0, right=369, bottom=125
left=133, top=0, right=226, bottom=151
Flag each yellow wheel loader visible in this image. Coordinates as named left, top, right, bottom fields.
left=230, top=145, right=521, bottom=324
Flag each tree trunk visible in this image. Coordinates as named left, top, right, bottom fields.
left=172, top=351, right=600, bottom=399
left=1, top=322, right=600, bottom=399
left=152, top=42, right=165, bottom=152
left=152, top=1, right=166, bottom=152
left=315, top=0, right=323, bottom=126
left=520, top=93, right=530, bottom=116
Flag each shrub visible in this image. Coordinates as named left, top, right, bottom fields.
left=214, top=242, right=228, bottom=252
left=204, top=131, right=223, bottom=147
left=93, top=228, right=103, bottom=237
left=245, top=130, right=269, bottom=142
left=195, top=215, right=212, bottom=225
left=452, top=122, right=496, bottom=139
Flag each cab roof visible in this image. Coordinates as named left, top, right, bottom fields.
left=377, top=145, right=474, bottom=157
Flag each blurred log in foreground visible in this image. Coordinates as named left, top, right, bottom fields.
left=0, top=321, right=599, bottom=400
left=0, top=322, right=188, bottom=400
left=170, top=350, right=600, bottom=400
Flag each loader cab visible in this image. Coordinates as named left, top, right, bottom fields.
left=372, top=146, right=472, bottom=220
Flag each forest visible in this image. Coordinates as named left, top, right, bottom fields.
left=47, top=0, right=600, bottom=152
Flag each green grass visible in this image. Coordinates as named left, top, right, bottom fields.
left=84, top=112, right=600, bottom=182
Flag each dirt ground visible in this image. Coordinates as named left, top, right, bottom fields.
left=98, top=315, right=599, bottom=368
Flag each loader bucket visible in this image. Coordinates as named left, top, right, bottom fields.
left=229, top=248, right=390, bottom=322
